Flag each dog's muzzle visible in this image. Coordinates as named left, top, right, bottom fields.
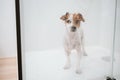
left=71, top=26, right=76, bottom=32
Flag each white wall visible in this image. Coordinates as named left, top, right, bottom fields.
left=20, top=0, right=106, bottom=52
left=100, top=0, right=116, bottom=50
left=0, top=0, right=17, bottom=58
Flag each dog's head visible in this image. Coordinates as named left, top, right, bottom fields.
left=60, top=12, right=85, bottom=32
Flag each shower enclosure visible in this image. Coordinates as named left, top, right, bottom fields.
left=16, top=0, right=120, bottom=80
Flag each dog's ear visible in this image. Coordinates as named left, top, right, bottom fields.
left=60, top=12, right=69, bottom=21
left=77, top=13, right=85, bottom=22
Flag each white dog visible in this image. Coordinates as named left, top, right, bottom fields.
left=60, top=12, right=87, bottom=74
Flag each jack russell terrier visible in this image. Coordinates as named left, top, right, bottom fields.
left=60, top=12, right=87, bottom=74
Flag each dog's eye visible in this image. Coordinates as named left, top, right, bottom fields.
left=66, top=20, right=71, bottom=23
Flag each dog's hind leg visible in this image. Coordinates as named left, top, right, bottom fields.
left=81, top=36, right=87, bottom=56
left=64, top=47, right=71, bottom=69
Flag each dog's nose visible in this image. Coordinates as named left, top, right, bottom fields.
left=71, top=26, right=76, bottom=32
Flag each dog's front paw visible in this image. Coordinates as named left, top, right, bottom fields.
left=64, top=64, right=71, bottom=69
left=75, top=69, right=82, bottom=74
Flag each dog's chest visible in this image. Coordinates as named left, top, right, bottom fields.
left=68, top=32, right=79, bottom=42
left=64, top=31, right=82, bottom=48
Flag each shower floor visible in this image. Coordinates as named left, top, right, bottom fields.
left=24, top=46, right=117, bottom=80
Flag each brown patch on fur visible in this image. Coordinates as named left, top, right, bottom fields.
left=60, top=12, right=69, bottom=21
left=73, top=13, right=85, bottom=27
left=60, top=12, right=85, bottom=28
left=77, top=13, right=85, bottom=22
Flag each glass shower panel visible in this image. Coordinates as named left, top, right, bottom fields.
left=113, top=0, right=120, bottom=80
left=20, top=0, right=116, bottom=80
